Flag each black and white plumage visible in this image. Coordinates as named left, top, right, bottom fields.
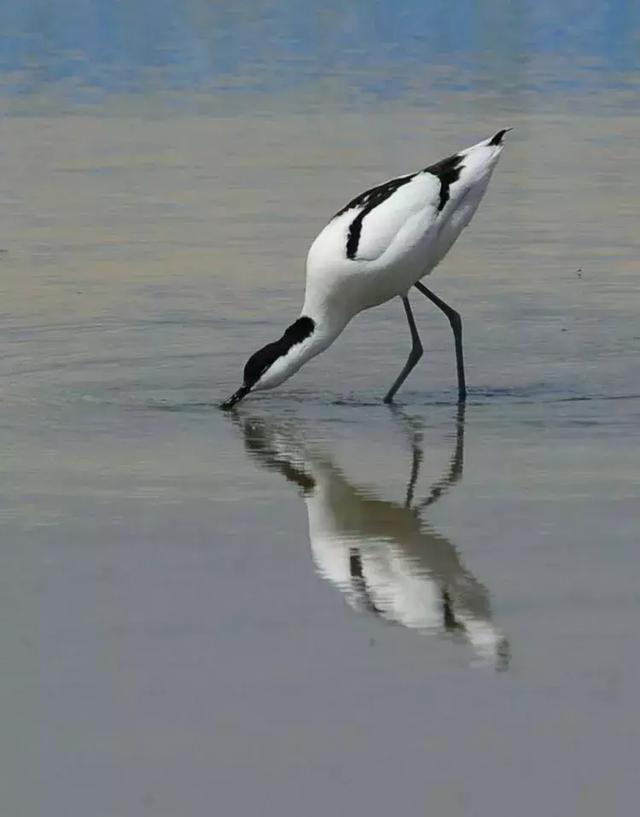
left=222, top=129, right=510, bottom=409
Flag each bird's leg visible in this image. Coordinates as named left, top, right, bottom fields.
left=414, top=281, right=466, bottom=403
left=383, top=296, right=423, bottom=404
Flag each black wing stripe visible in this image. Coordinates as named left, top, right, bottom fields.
left=335, top=174, right=415, bottom=260
left=349, top=547, right=382, bottom=615
left=334, top=151, right=465, bottom=260
left=423, top=153, right=464, bottom=211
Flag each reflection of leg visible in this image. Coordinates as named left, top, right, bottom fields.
left=416, top=403, right=466, bottom=511
left=414, top=281, right=466, bottom=402
left=451, top=402, right=465, bottom=483
left=383, top=296, right=424, bottom=404
left=405, top=438, right=422, bottom=509
left=386, top=404, right=424, bottom=509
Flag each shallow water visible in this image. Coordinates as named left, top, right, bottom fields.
left=1, top=4, right=640, bottom=816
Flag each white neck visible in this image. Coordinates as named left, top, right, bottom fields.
left=253, top=310, right=348, bottom=392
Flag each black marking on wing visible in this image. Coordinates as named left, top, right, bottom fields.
left=335, top=174, right=416, bottom=260
left=423, top=152, right=465, bottom=211
left=243, top=316, right=315, bottom=388
left=349, top=547, right=382, bottom=615
left=441, top=588, right=464, bottom=632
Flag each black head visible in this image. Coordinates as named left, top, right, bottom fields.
left=220, top=317, right=315, bottom=410
left=243, top=339, right=285, bottom=390
left=220, top=383, right=250, bottom=410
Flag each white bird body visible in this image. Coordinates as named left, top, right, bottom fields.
left=222, top=130, right=509, bottom=407
left=304, top=135, right=503, bottom=321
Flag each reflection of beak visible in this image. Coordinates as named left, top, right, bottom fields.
left=220, top=385, right=250, bottom=410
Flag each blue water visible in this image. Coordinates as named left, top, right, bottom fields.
left=1, top=0, right=639, bottom=103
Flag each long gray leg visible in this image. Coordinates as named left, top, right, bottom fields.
left=414, top=281, right=466, bottom=402
left=383, top=296, right=423, bottom=404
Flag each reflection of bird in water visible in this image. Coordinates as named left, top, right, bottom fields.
left=238, top=408, right=509, bottom=668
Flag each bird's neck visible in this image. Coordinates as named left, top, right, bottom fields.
left=254, top=311, right=347, bottom=392
left=291, top=309, right=348, bottom=371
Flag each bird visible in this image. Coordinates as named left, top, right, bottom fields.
left=221, top=129, right=510, bottom=409
left=237, top=409, right=509, bottom=667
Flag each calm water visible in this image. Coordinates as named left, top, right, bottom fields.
left=1, top=4, right=639, bottom=816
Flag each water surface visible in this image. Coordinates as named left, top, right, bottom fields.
left=1, top=4, right=639, bottom=816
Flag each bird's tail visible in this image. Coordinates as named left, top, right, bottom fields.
left=486, top=128, right=513, bottom=147
left=454, top=127, right=512, bottom=186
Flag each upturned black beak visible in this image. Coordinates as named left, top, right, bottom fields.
left=220, top=384, right=250, bottom=410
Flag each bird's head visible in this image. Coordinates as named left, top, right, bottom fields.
left=220, top=317, right=316, bottom=410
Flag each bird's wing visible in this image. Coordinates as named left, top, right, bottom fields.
left=316, top=131, right=507, bottom=266
left=331, top=171, right=442, bottom=262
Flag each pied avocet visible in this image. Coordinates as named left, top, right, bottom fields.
left=222, top=129, right=510, bottom=409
